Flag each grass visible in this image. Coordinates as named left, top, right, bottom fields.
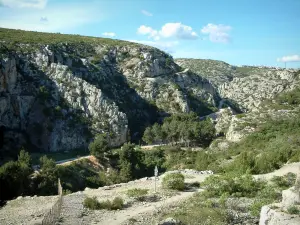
left=159, top=192, right=231, bottom=225
left=0, top=27, right=139, bottom=47
left=126, top=188, right=149, bottom=201
left=270, top=173, right=296, bottom=189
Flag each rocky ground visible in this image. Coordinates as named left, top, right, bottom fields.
left=60, top=170, right=211, bottom=225
left=1, top=164, right=299, bottom=225
left=0, top=195, right=58, bottom=225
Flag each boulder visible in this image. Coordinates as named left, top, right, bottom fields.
left=157, top=217, right=183, bottom=225
left=282, top=187, right=300, bottom=209
left=259, top=205, right=300, bottom=225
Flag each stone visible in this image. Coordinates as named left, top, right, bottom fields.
left=259, top=205, right=300, bottom=225
left=158, top=217, right=183, bottom=225
left=282, top=187, right=300, bottom=209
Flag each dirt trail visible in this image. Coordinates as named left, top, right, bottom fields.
left=102, top=190, right=199, bottom=225
left=59, top=192, right=87, bottom=225
left=254, top=162, right=300, bottom=180
left=81, top=173, right=210, bottom=225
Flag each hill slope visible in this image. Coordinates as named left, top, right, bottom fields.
left=0, top=28, right=217, bottom=157
left=0, top=28, right=299, bottom=158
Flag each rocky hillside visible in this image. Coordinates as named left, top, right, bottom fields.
left=0, top=28, right=217, bottom=157
left=176, top=58, right=300, bottom=146
left=0, top=28, right=299, bottom=157
left=176, top=58, right=300, bottom=112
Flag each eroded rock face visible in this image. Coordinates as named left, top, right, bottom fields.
left=218, top=68, right=299, bottom=111
left=259, top=205, right=300, bottom=225
left=0, top=49, right=129, bottom=152
left=1, top=37, right=299, bottom=154
left=0, top=42, right=219, bottom=153
left=259, top=178, right=300, bottom=225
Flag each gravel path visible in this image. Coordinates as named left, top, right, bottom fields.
left=81, top=173, right=210, bottom=225
left=254, top=162, right=300, bottom=180
left=59, top=192, right=88, bottom=225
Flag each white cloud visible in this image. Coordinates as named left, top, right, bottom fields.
left=129, top=40, right=178, bottom=53
left=0, top=2, right=103, bottom=32
left=277, top=55, right=300, bottom=62
left=102, top=32, right=116, bottom=37
left=137, top=25, right=159, bottom=40
left=201, top=23, right=232, bottom=43
left=137, top=22, right=198, bottom=40
left=160, top=23, right=198, bottom=39
left=0, top=0, right=47, bottom=9
left=141, top=9, right=152, bottom=17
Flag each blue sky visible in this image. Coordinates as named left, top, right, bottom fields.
left=0, top=0, right=300, bottom=68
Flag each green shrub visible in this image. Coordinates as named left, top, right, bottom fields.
left=126, top=188, right=149, bottom=201
left=201, top=174, right=266, bottom=198
left=250, top=199, right=274, bottom=216
left=89, top=134, right=109, bottom=160
left=162, top=173, right=185, bottom=190
left=271, top=173, right=296, bottom=189
left=0, top=151, right=33, bottom=201
left=160, top=192, right=231, bottom=225
left=110, top=197, right=124, bottom=210
left=83, top=196, right=100, bottom=210
left=287, top=205, right=300, bottom=214
left=236, top=113, right=246, bottom=118
left=83, top=196, right=124, bottom=210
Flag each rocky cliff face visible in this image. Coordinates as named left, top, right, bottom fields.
left=176, top=59, right=300, bottom=112
left=177, top=58, right=300, bottom=146
left=0, top=28, right=218, bottom=155
left=0, top=28, right=299, bottom=156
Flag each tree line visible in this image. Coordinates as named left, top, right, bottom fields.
left=142, top=112, right=215, bottom=147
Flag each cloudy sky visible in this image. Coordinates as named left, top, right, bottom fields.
left=0, top=0, right=299, bottom=68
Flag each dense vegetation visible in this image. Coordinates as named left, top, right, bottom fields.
left=1, top=108, right=299, bottom=204
left=0, top=28, right=138, bottom=48
left=142, top=112, right=215, bottom=147
left=0, top=150, right=32, bottom=204
left=1, top=87, right=299, bottom=217
left=159, top=173, right=296, bottom=224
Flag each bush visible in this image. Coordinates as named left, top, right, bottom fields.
left=126, top=188, right=149, bottom=201
left=83, top=196, right=124, bottom=210
left=162, top=173, right=185, bottom=190
left=83, top=196, right=100, bottom=210
left=89, top=134, right=109, bottom=160
left=201, top=174, right=266, bottom=198
left=250, top=199, right=274, bottom=216
left=159, top=192, right=231, bottom=225
left=110, top=197, right=124, bottom=210
left=271, top=173, right=296, bottom=189
left=287, top=205, right=300, bottom=215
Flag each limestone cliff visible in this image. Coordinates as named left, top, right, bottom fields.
left=176, top=58, right=300, bottom=146
left=1, top=28, right=299, bottom=155
left=0, top=28, right=217, bottom=155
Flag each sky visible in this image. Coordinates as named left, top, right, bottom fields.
left=0, top=0, right=300, bottom=68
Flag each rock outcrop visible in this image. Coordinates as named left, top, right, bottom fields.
left=0, top=28, right=218, bottom=154
left=0, top=28, right=299, bottom=155
left=259, top=169, right=300, bottom=225
left=176, top=58, right=300, bottom=112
